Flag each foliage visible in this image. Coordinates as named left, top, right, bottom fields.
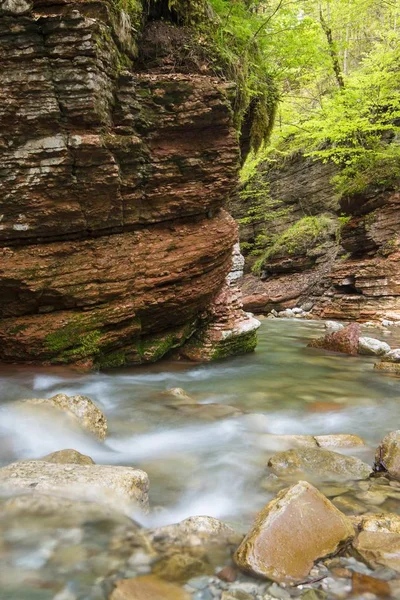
left=149, top=0, right=279, bottom=152
left=252, top=215, right=335, bottom=275
left=242, top=0, right=400, bottom=196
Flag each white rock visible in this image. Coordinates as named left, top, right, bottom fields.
left=0, top=460, right=149, bottom=514
left=325, top=321, right=344, bottom=332
left=358, top=337, right=391, bottom=357
left=292, top=308, right=303, bottom=314
left=279, top=309, right=294, bottom=318
left=381, top=319, right=394, bottom=327
left=385, top=349, right=400, bottom=363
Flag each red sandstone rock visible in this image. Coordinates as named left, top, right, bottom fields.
left=307, top=323, right=361, bottom=355
left=0, top=1, right=256, bottom=366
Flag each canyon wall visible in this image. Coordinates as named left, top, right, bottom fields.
left=232, top=152, right=400, bottom=321
left=0, top=0, right=259, bottom=367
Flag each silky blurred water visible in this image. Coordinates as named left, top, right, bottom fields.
left=1, top=319, right=400, bottom=526
left=1, top=319, right=400, bottom=599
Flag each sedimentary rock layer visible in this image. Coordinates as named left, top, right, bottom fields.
left=0, top=0, right=256, bottom=365
left=233, top=149, right=400, bottom=320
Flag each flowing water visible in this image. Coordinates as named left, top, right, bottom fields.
left=1, top=319, right=400, bottom=597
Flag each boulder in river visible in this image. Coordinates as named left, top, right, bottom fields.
left=383, top=349, right=400, bottom=362
left=110, top=575, right=190, bottom=600
left=234, top=481, right=354, bottom=583
left=39, top=448, right=95, bottom=465
left=352, top=514, right=400, bottom=572
left=315, top=434, right=366, bottom=449
left=374, top=431, right=400, bottom=479
left=267, top=447, right=372, bottom=482
left=152, top=552, right=212, bottom=582
left=325, top=321, right=344, bottom=332
left=308, top=323, right=361, bottom=356
left=163, top=388, right=197, bottom=405
left=358, top=337, right=391, bottom=357
left=168, top=403, right=243, bottom=420
left=0, top=460, right=149, bottom=514
left=147, top=516, right=242, bottom=553
left=374, top=361, right=400, bottom=375
left=26, top=393, right=107, bottom=440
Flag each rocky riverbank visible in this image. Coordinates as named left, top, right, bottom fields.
left=2, top=390, right=400, bottom=599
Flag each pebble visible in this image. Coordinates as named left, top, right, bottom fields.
left=321, top=576, right=351, bottom=596
left=268, top=582, right=291, bottom=599
left=217, top=566, right=237, bottom=583
left=192, top=589, right=214, bottom=600
left=186, top=576, right=211, bottom=590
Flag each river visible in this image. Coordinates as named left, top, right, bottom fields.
left=0, top=318, right=399, bottom=597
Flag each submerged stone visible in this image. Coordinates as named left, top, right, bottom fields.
left=383, top=349, right=400, bottom=363
left=26, top=393, right=107, bottom=440
left=352, top=514, right=400, bottom=572
left=39, top=448, right=95, bottom=465
left=110, top=575, right=190, bottom=600
left=168, top=403, right=243, bottom=420
left=325, top=321, right=344, bottom=332
left=351, top=572, right=391, bottom=598
left=257, top=434, right=318, bottom=451
left=267, top=448, right=372, bottom=482
left=0, top=460, right=149, bottom=514
left=315, top=434, right=366, bottom=449
left=164, top=388, right=197, bottom=405
left=374, top=361, right=400, bottom=375
left=152, top=552, right=211, bottom=582
left=375, top=431, right=400, bottom=480
left=147, top=516, right=242, bottom=553
left=234, top=481, right=354, bottom=583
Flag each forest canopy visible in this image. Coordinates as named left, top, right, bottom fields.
left=237, top=0, right=400, bottom=195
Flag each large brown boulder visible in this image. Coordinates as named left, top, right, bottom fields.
left=234, top=481, right=354, bottom=583
left=308, top=323, right=361, bottom=355
left=374, top=430, right=400, bottom=479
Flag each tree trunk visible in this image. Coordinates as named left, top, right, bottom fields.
left=319, top=7, right=345, bottom=88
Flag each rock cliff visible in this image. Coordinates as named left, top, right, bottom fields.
left=232, top=152, right=400, bottom=321
left=0, top=0, right=259, bottom=366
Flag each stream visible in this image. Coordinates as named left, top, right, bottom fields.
left=1, top=318, right=400, bottom=598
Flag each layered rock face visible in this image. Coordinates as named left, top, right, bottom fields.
left=232, top=151, right=400, bottom=320
left=0, top=0, right=257, bottom=366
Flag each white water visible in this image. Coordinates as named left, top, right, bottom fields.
left=1, top=320, right=400, bottom=529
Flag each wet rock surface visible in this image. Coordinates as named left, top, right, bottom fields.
left=26, top=393, right=107, bottom=440
left=375, top=431, right=400, bottom=480
left=234, top=481, right=354, bottom=583
left=358, top=337, right=391, bottom=356
left=353, top=514, right=400, bottom=572
left=0, top=0, right=255, bottom=367
left=307, top=323, right=361, bottom=356
left=0, top=460, right=149, bottom=513
left=110, top=575, right=191, bottom=600
left=267, top=447, right=372, bottom=482
left=1, top=325, right=400, bottom=600
left=232, top=148, right=400, bottom=323
left=39, top=448, right=95, bottom=465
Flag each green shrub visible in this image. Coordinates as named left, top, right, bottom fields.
left=252, top=215, right=334, bottom=275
